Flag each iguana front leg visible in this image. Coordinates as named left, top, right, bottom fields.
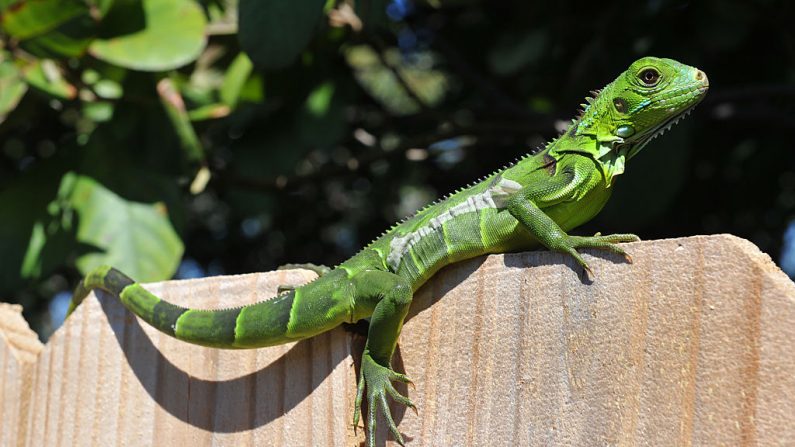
left=350, top=270, right=416, bottom=446
left=506, top=159, right=639, bottom=280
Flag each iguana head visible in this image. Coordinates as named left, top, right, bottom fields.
left=569, top=57, right=709, bottom=181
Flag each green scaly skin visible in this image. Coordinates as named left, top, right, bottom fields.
left=68, top=57, right=708, bottom=446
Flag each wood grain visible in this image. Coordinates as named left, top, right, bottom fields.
left=16, top=269, right=361, bottom=447
left=392, top=234, right=795, bottom=446
left=0, top=235, right=793, bottom=446
left=0, top=303, right=42, bottom=447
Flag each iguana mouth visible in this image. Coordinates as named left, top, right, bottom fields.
left=623, top=84, right=708, bottom=159
left=645, top=105, right=696, bottom=141
left=641, top=84, right=709, bottom=142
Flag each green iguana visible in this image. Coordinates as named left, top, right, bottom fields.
left=67, top=57, right=708, bottom=446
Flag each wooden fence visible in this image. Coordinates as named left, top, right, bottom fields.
left=1, top=234, right=794, bottom=446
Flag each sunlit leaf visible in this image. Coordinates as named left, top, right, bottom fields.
left=93, top=79, right=122, bottom=99
left=60, top=173, right=184, bottom=282
left=220, top=52, right=253, bottom=107
left=20, top=59, right=77, bottom=99
left=157, top=77, right=205, bottom=164
left=83, top=101, right=114, bottom=122
left=89, top=0, right=207, bottom=71
left=0, top=54, right=27, bottom=122
left=238, top=0, right=326, bottom=70
left=187, top=103, right=230, bottom=121
left=305, top=81, right=334, bottom=117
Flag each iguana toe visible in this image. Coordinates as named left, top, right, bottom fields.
left=355, top=354, right=414, bottom=447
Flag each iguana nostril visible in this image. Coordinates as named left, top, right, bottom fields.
left=695, top=70, right=708, bottom=83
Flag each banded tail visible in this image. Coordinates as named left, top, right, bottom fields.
left=68, top=266, right=339, bottom=349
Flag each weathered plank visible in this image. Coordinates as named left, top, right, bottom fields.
left=20, top=269, right=360, bottom=447
left=0, top=235, right=793, bottom=446
left=0, top=303, right=42, bottom=447
left=392, top=234, right=795, bottom=445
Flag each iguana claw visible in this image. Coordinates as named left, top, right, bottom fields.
left=553, top=233, right=639, bottom=280
left=582, top=264, right=595, bottom=282
left=353, top=353, right=415, bottom=447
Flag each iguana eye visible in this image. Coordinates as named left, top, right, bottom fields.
left=638, top=68, right=660, bottom=86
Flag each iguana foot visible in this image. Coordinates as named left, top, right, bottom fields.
left=552, top=233, right=639, bottom=280
left=277, top=262, right=332, bottom=276
left=276, top=263, right=332, bottom=293
left=353, top=353, right=416, bottom=447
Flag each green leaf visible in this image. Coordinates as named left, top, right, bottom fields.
left=305, top=81, right=334, bottom=117
left=0, top=54, right=27, bottom=122
left=89, top=0, right=207, bottom=71
left=93, top=79, right=123, bottom=99
left=187, top=103, right=230, bottom=121
left=238, top=0, right=326, bottom=70
left=0, top=0, right=87, bottom=40
left=157, top=77, right=205, bottom=164
left=20, top=59, right=77, bottom=99
left=0, top=157, right=74, bottom=293
left=18, top=14, right=96, bottom=58
left=21, top=30, right=92, bottom=57
left=81, top=64, right=126, bottom=99
left=345, top=46, right=448, bottom=115
left=296, top=81, right=347, bottom=146
left=83, top=100, right=114, bottom=122
left=220, top=52, right=253, bottom=108
left=62, top=173, right=184, bottom=282
left=239, top=74, right=264, bottom=103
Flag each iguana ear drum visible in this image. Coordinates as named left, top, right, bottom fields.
left=613, top=97, right=628, bottom=113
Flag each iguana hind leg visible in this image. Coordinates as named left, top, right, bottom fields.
left=350, top=270, right=416, bottom=447
left=277, top=263, right=332, bottom=276
left=276, top=263, right=332, bottom=294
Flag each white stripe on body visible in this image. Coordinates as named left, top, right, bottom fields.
left=386, top=177, right=522, bottom=271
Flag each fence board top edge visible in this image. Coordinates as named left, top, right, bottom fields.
left=3, top=234, right=794, bottom=357
left=0, top=302, right=43, bottom=363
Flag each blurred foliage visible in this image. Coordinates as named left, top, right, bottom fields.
left=1, top=0, right=793, bottom=338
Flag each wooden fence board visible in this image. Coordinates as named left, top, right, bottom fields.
left=390, top=235, right=795, bottom=446
left=0, top=303, right=42, bottom=447
left=17, top=269, right=359, bottom=447
left=1, top=235, right=794, bottom=446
